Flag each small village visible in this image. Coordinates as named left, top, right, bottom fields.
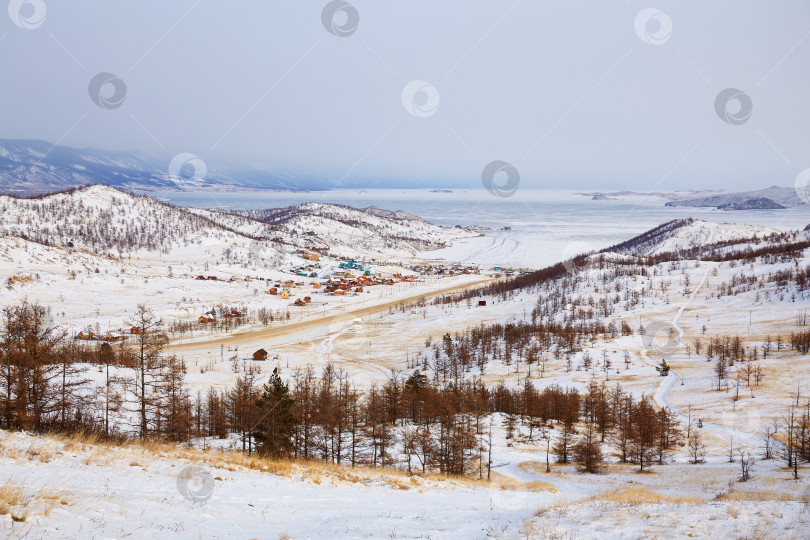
left=72, top=251, right=490, bottom=355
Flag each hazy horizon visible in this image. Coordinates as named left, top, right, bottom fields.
left=2, top=1, right=809, bottom=191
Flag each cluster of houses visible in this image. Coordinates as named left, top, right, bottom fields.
left=407, top=263, right=481, bottom=276
left=491, top=266, right=532, bottom=276
left=339, top=259, right=365, bottom=271
left=294, top=249, right=320, bottom=262
left=75, top=325, right=145, bottom=342
left=194, top=275, right=245, bottom=283
left=198, top=309, right=244, bottom=324
left=261, top=262, right=424, bottom=306
left=293, top=265, right=320, bottom=278
left=268, top=279, right=302, bottom=299
left=319, top=269, right=416, bottom=296
left=267, top=279, right=314, bottom=305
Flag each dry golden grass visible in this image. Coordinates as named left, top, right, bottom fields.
left=484, top=469, right=560, bottom=495
left=23, top=430, right=488, bottom=492
left=596, top=462, right=643, bottom=475
left=39, top=489, right=72, bottom=516
left=518, top=461, right=550, bottom=475
left=0, top=481, right=29, bottom=516
left=82, top=448, right=115, bottom=467
left=532, top=498, right=580, bottom=518
left=524, top=481, right=560, bottom=493
left=6, top=274, right=34, bottom=289
left=715, top=490, right=805, bottom=502
left=0, top=480, right=71, bottom=522
left=595, top=487, right=702, bottom=505
left=26, top=444, right=57, bottom=463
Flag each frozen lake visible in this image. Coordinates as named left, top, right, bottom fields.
left=148, top=189, right=810, bottom=269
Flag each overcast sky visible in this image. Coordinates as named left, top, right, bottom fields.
left=1, top=0, right=809, bottom=190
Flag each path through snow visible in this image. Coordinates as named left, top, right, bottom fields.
left=641, top=266, right=775, bottom=452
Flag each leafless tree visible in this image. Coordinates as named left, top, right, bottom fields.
left=127, top=304, right=168, bottom=440
left=738, top=450, right=755, bottom=482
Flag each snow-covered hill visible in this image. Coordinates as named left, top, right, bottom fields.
left=245, top=202, right=480, bottom=258
left=646, top=220, right=783, bottom=256
left=0, top=185, right=258, bottom=255
left=605, top=218, right=786, bottom=257
left=665, top=185, right=805, bottom=209
left=0, top=185, right=476, bottom=260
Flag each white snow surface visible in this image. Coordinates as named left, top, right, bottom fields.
left=648, top=220, right=782, bottom=255
left=2, top=188, right=810, bottom=538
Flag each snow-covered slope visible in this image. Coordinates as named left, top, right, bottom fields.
left=245, top=202, right=480, bottom=258
left=606, top=218, right=784, bottom=257
left=0, top=185, right=476, bottom=261
left=646, top=220, right=783, bottom=255
left=665, top=185, right=805, bottom=208
left=0, top=185, right=258, bottom=255
left=361, top=206, right=427, bottom=222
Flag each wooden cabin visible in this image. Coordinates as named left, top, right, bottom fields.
left=198, top=316, right=214, bottom=324
left=253, top=349, right=269, bottom=361
left=130, top=326, right=142, bottom=335
left=268, top=287, right=278, bottom=295
left=293, top=298, right=306, bottom=306
left=478, top=300, right=487, bottom=307
left=280, top=290, right=290, bottom=299
left=303, top=296, right=312, bottom=303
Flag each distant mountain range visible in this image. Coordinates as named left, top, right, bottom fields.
left=663, top=186, right=803, bottom=209
left=0, top=139, right=341, bottom=194
left=580, top=186, right=805, bottom=210
left=3, top=138, right=804, bottom=201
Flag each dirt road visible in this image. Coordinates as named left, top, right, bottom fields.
left=166, top=276, right=498, bottom=354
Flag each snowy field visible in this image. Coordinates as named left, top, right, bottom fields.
left=1, top=420, right=808, bottom=539
left=3, top=190, right=810, bottom=538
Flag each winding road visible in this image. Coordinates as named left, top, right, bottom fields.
left=641, top=265, right=775, bottom=452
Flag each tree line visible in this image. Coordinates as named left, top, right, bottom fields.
left=0, top=300, right=759, bottom=477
